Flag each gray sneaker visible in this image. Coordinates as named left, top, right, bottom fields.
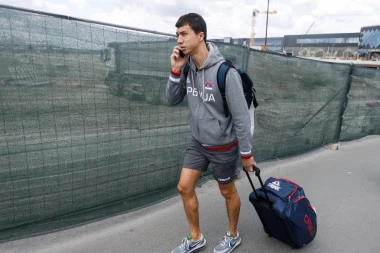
left=213, top=231, right=241, bottom=253
left=171, top=234, right=206, bottom=253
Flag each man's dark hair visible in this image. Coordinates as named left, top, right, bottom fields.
left=175, top=13, right=207, bottom=42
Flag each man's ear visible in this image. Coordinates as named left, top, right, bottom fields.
left=198, top=32, right=205, bottom=42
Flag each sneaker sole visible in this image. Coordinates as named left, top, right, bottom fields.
left=190, top=246, right=205, bottom=253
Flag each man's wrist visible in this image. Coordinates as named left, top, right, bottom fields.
left=170, top=69, right=182, bottom=77
left=241, top=154, right=253, bottom=160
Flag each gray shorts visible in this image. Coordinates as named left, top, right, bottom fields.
left=182, top=138, right=239, bottom=184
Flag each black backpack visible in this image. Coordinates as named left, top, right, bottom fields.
left=183, top=60, right=258, bottom=117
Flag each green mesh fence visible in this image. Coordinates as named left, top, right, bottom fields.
left=0, top=5, right=379, bottom=242
left=250, top=53, right=352, bottom=160
left=340, top=67, right=380, bottom=140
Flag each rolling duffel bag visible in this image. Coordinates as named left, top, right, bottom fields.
left=244, top=167, right=317, bottom=248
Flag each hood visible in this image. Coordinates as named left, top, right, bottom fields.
left=187, top=42, right=225, bottom=72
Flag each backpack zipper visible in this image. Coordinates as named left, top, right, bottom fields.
left=293, top=196, right=306, bottom=203
left=274, top=178, right=300, bottom=201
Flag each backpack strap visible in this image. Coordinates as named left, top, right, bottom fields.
left=217, top=60, right=233, bottom=117
left=183, top=63, right=190, bottom=79
left=237, top=69, right=258, bottom=108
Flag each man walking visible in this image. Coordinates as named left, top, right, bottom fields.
left=166, top=13, right=256, bottom=253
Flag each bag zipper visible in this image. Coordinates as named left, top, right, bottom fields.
left=293, top=196, right=306, bottom=203
left=293, top=196, right=316, bottom=214
left=269, top=178, right=300, bottom=201
left=277, top=178, right=299, bottom=201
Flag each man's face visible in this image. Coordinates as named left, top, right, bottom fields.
left=176, top=24, right=204, bottom=56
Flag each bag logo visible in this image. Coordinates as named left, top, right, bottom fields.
left=304, top=214, right=315, bottom=236
left=267, top=180, right=280, bottom=191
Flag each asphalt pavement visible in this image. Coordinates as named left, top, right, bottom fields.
left=1, top=135, right=379, bottom=253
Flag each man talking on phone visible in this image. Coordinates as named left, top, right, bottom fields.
left=166, top=13, right=256, bottom=253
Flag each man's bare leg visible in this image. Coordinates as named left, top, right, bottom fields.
left=218, top=181, right=241, bottom=237
left=177, top=168, right=204, bottom=240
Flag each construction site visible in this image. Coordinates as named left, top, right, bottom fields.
left=0, top=4, right=379, bottom=252
left=219, top=9, right=380, bottom=66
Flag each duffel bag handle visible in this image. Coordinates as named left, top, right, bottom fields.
left=244, top=166, right=270, bottom=200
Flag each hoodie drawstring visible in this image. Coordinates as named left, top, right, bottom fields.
left=202, top=70, right=205, bottom=103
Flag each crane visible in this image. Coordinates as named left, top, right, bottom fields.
left=250, top=9, right=277, bottom=49
left=305, top=22, right=315, bottom=35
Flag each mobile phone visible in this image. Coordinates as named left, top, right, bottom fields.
left=179, top=50, right=185, bottom=58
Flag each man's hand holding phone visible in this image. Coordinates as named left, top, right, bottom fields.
left=179, top=49, right=185, bottom=58
left=170, top=46, right=187, bottom=73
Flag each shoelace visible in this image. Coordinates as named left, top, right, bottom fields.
left=180, top=237, right=191, bottom=249
left=219, top=235, right=232, bottom=247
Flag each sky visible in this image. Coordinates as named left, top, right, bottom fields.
left=0, top=0, right=379, bottom=39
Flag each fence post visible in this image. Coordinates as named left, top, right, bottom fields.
left=334, top=64, right=354, bottom=142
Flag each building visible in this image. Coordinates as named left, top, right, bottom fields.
left=282, top=32, right=359, bottom=58
left=358, top=25, right=380, bottom=60
left=215, top=37, right=284, bottom=53
left=217, top=25, right=380, bottom=59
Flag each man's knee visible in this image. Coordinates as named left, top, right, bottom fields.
left=219, top=182, right=238, bottom=200
left=177, top=168, right=202, bottom=196
left=177, top=181, right=192, bottom=195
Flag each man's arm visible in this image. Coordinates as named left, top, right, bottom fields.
left=224, top=69, right=257, bottom=171
left=166, top=46, right=188, bottom=105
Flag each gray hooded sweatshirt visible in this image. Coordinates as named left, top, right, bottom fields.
left=166, top=42, right=252, bottom=158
